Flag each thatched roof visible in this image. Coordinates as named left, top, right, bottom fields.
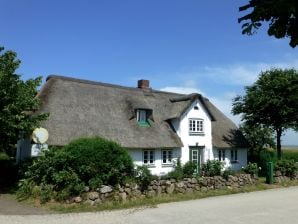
left=36, top=75, right=247, bottom=149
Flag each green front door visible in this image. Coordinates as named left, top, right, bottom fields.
left=189, top=147, right=201, bottom=174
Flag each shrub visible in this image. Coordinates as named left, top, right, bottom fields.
left=258, top=149, right=277, bottom=176
left=182, top=161, right=197, bottom=177
left=17, top=137, right=134, bottom=202
left=274, top=159, right=297, bottom=178
left=167, top=157, right=183, bottom=180
left=134, top=165, right=153, bottom=191
left=222, top=168, right=235, bottom=180
left=201, top=160, right=223, bottom=177
left=242, top=162, right=259, bottom=176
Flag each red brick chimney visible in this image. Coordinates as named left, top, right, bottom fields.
left=137, top=79, right=150, bottom=90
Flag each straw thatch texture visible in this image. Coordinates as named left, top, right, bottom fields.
left=36, top=75, right=246, bottom=149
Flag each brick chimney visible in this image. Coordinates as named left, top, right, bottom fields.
left=137, top=79, right=150, bottom=90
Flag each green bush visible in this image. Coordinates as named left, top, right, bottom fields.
left=167, top=158, right=184, bottom=180
left=182, top=161, right=197, bottom=177
left=17, top=137, right=134, bottom=202
left=275, top=159, right=297, bottom=178
left=0, top=153, right=18, bottom=189
left=242, top=162, right=259, bottom=176
left=201, top=160, right=223, bottom=177
left=134, top=165, right=153, bottom=191
left=258, top=149, right=277, bottom=176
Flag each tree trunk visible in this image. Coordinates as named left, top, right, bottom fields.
left=276, top=128, right=282, bottom=160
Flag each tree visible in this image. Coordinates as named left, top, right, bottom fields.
left=0, top=47, right=48, bottom=156
left=238, top=0, right=298, bottom=48
left=239, top=123, right=275, bottom=160
left=232, top=68, right=298, bottom=159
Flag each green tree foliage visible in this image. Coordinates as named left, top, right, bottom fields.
left=17, top=137, right=134, bottom=202
left=232, top=68, right=298, bottom=159
left=240, top=123, right=275, bottom=160
left=0, top=47, right=47, bottom=155
left=239, top=0, right=298, bottom=48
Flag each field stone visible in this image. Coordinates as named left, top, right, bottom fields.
left=201, top=187, right=208, bottom=192
left=100, top=185, right=113, bottom=194
left=125, top=188, right=132, bottom=195
left=166, top=184, right=175, bottom=194
left=191, top=178, right=198, bottom=184
left=165, top=180, right=172, bottom=186
left=74, top=196, right=82, bottom=203
left=176, top=181, right=184, bottom=188
left=119, top=192, right=127, bottom=201
left=88, top=192, right=99, bottom=201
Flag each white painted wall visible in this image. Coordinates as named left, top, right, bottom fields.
left=171, top=100, right=213, bottom=165
left=128, top=148, right=180, bottom=176
left=213, top=148, right=248, bottom=171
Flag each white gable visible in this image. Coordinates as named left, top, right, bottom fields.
left=171, top=99, right=213, bottom=164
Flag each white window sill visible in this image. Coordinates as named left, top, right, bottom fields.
left=161, top=163, right=173, bottom=167
left=144, top=164, right=156, bottom=168
left=189, top=132, right=205, bottom=136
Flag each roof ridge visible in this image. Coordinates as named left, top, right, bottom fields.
left=46, top=74, right=188, bottom=96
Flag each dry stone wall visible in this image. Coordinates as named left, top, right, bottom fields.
left=68, top=174, right=256, bottom=205
left=274, top=171, right=298, bottom=183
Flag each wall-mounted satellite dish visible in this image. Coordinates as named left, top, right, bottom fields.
left=32, top=127, right=49, bottom=144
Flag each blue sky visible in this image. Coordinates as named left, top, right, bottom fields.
left=1, top=0, right=298, bottom=145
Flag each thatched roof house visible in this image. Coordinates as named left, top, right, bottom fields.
left=37, top=75, right=246, bottom=149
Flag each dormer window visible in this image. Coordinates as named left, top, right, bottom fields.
left=194, top=106, right=199, bottom=110
left=136, top=109, right=151, bottom=127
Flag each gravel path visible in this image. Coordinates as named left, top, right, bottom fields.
left=1, top=186, right=298, bottom=224
left=0, top=194, right=51, bottom=215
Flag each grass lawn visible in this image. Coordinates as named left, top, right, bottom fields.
left=282, top=148, right=298, bottom=162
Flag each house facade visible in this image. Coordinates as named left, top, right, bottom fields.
left=26, top=75, right=247, bottom=175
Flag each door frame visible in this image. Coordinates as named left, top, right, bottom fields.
left=189, top=146, right=204, bottom=174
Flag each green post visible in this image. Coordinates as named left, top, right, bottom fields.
left=266, top=162, right=274, bottom=184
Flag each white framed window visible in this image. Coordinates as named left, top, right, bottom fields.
left=218, top=149, right=225, bottom=161
left=143, top=150, right=155, bottom=165
left=162, top=150, right=172, bottom=164
left=189, top=119, right=204, bottom=133
left=231, top=149, right=238, bottom=163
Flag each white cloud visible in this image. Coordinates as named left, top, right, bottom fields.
left=202, top=59, right=298, bottom=86
left=160, top=86, right=202, bottom=95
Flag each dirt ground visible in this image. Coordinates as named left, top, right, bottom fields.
left=0, top=194, right=51, bottom=215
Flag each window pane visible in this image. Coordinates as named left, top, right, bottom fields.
left=149, top=151, right=154, bottom=164
left=144, top=151, right=148, bottom=164
left=162, top=151, right=167, bottom=163
left=168, top=150, right=172, bottom=162
left=138, top=110, right=147, bottom=121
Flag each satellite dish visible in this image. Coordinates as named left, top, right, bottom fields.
left=32, top=127, right=49, bottom=144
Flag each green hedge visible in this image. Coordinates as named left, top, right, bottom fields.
left=17, top=137, right=134, bottom=202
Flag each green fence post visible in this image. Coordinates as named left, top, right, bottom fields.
left=266, top=162, right=274, bottom=184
